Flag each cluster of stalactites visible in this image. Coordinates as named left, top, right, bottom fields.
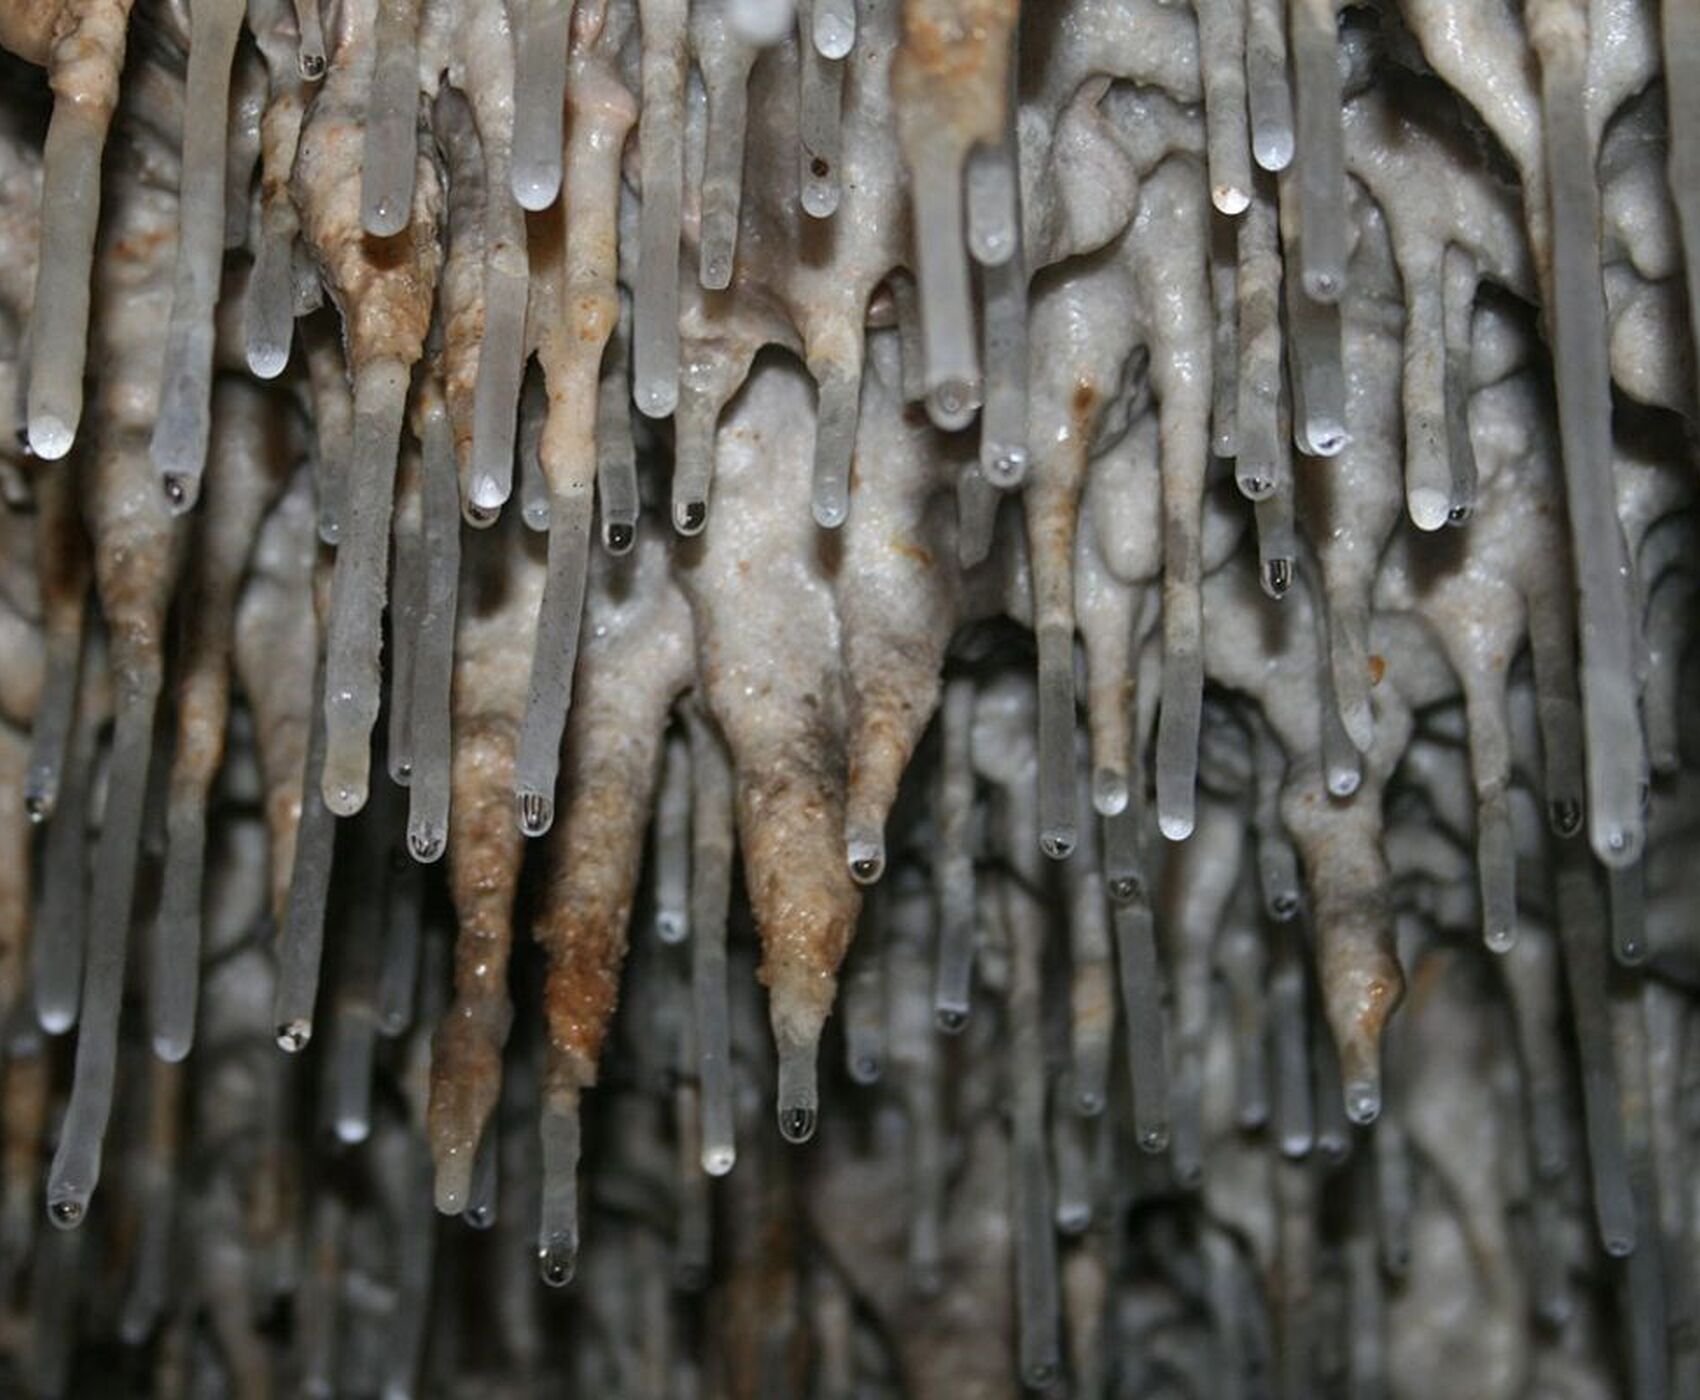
left=0, top=0, right=1695, bottom=1394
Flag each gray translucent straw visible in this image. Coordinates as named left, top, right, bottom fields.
left=47, top=679, right=163, bottom=1227
left=406, top=403, right=461, bottom=863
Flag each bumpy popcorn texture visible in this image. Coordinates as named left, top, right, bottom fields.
left=0, top=0, right=1692, bottom=1394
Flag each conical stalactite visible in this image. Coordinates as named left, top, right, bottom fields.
left=0, top=0, right=1692, bottom=1394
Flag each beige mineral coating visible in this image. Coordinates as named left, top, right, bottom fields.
left=165, top=379, right=291, bottom=824
left=678, top=358, right=860, bottom=1054
left=533, top=533, right=694, bottom=1084
left=836, top=330, right=964, bottom=868
left=433, top=84, right=488, bottom=488
left=84, top=64, right=184, bottom=694
left=291, top=0, right=442, bottom=375
left=428, top=515, right=544, bottom=1209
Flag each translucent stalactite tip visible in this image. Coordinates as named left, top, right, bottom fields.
left=516, top=791, right=554, bottom=838
left=46, top=1197, right=84, bottom=1230
left=538, top=1242, right=576, bottom=1288
left=936, top=1006, right=968, bottom=1034
left=161, top=472, right=196, bottom=514
left=27, top=415, right=73, bottom=462
left=701, top=1144, right=736, bottom=1177
left=1157, top=811, right=1195, bottom=842
left=468, top=474, right=509, bottom=518
left=926, top=378, right=980, bottom=433
left=1594, top=821, right=1644, bottom=869
left=434, top=1164, right=470, bottom=1217
left=1407, top=487, right=1451, bottom=533
left=1343, top=1078, right=1380, bottom=1126
left=779, top=1104, right=817, bottom=1144
left=776, top=1038, right=819, bottom=1144
left=1092, top=768, right=1130, bottom=817
left=847, top=837, right=885, bottom=885
left=1213, top=185, right=1251, bottom=217
left=407, top=821, right=445, bottom=864
left=981, top=445, right=1028, bottom=489
left=1040, top=828, right=1077, bottom=860
left=813, top=5, right=854, bottom=59
left=673, top=499, right=707, bottom=536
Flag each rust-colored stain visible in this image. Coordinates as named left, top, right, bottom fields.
left=891, top=535, right=934, bottom=569
left=1368, top=653, right=1386, bottom=686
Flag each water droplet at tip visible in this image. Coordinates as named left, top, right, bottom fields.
left=538, top=1243, right=576, bottom=1287
left=1158, top=811, right=1195, bottom=842
left=151, top=1033, right=191, bottom=1065
left=603, top=520, right=635, bottom=554
left=516, top=791, right=554, bottom=838
left=925, top=379, right=979, bottom=433
left=674, top=499, right=707, bottom=536
left=982, top=446, right=1028, bottom=488
left=778, top=1104, right=817, bottom=1144
left=47, top=1197, right=84, bottom=1229
left=1040, top=829, right=1076, bottom=861
left=1092, top=769, right=1129, bottom=817
left=276, top=1020, right=312, bottom=1053
left=935, top=1006, right=968, bottom=1035
left=1343, top=1079, right=1380, bottom=1125
left=408, top=824, right=445, bottom=863
left=701, top=1145, right=736, bottom=1177
left=1406, top=486, right=1451, bottom=533
left=847, top=842, right=885, bottom=884
left=247, top=344, right=290, bottom=380
left=28, top=415, right=73, bottom=462
left=161, top=472, right=195, bottom=514
left=513, top=169, right=563, bottom=214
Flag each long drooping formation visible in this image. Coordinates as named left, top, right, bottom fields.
left=0, top=0, right=1695, bottom=1393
